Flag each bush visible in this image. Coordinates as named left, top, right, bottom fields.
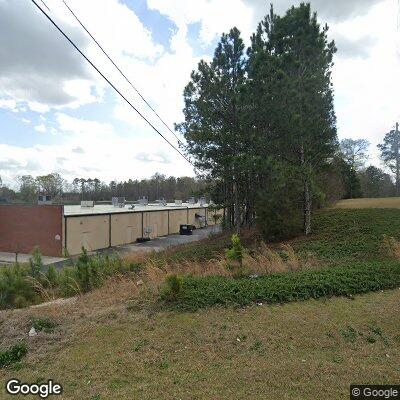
left=163, top=260, right=400, bottom=311
left=225, top=234, right=246, bottom=277
left=0, top=343, right=28, bottom=368
left=0, top=263, right=38, bottom=308
left=29, top=248, right=43, bottom=278
left=0, top=248, right=130, bottom=309
left=31, top=317, right=57, bottom=333
left=161, top=274, right=183, bottom=301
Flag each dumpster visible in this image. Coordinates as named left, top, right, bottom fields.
left=180, top=224, right=193, bottom=235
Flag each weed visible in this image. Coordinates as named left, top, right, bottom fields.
left=159, top=361, right=169, bottom=370
left=250, top=339, right=263, bottom=351
left=31, top=317, right=57, bottom=333
left=0, top=343, right=28, bottom=368
left=340, top=326, right=359, bottom=343
left=161, top=274, right=182, bottom=301
left=132, top=339, right=149, bottom=352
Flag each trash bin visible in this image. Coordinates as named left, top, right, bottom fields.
left=179, top=224, right=193, bottom=235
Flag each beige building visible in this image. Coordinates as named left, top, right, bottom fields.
left=63, top=203, right=221, bottom=256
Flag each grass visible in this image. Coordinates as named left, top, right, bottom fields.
left=0, top=289, right=399, bottom=399
left=291, top=208, right=400, bottom=265
left=334, top=197, right=400, bottom=209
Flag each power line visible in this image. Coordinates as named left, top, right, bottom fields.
left=39, top=0, right=50, bottom=12
left=30, top=0, right=192, bottom=166
left=62, top=0, right=184, bottom=146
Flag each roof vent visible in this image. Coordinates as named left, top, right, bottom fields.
left=155, top=198, right=167, bottom=206
left=112, top=197, right=125, bottom=207
left=139, top=197, right=148, bottom=206
left=81, top=200, right=94, bottom=208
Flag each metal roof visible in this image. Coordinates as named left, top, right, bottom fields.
left=63, top=203, right=209, bottom=216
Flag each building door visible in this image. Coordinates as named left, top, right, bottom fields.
left=126, top=226, right=133, bottom=244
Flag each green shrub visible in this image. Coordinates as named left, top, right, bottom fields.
left=0, top=343, right=28, bottom=368
left=58, top=267, right=80, bottom=296
left=29, top=248, right=43, bottom=278
left=225, top=234, right=246, bottom=277
left=161, top=274, right=183, bottom=301
left=44, top=265, right=59, bottom=287
left=163, top=260, right=400, bottom=311
left=0, top=263, right=38, bottom=308
left=31, top=317, right=57, bottom=333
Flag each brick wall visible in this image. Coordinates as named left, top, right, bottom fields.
left=0, top=205, right=63, bottom=257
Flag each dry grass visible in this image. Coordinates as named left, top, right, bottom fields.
left=131, top=242, right=313, bottom=294
left=334, top=197, right=400, bottom=209
left=1, top=285, right=399, bottom=400
left=381, top=235, right=400, bottom=260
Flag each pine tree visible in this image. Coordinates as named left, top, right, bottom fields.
left=177, top=28, right=249, bottom=229
left=248, top=4, right=337, bottom=234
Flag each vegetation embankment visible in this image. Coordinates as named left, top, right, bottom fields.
left=0, top=231, right=231, bottom=310
left=161, top=208, right=400, bottom=310
left=1, top=207, right=400, bottom=398
left=2, top=208, right=400, bottom=312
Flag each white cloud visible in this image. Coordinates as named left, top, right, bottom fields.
left=0, top=0, right=398, bottom=186
left=0, top=0, right=99, bottom=111
left=148, top=0, right=254, bottom=44
left=0, top=113, right=193, bottom=185
left=0, top=98, right=18, bottom=112
left=34, top=124, right=47, bottom=133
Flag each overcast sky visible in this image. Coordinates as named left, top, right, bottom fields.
left=0, top=0, right=399, bottom=186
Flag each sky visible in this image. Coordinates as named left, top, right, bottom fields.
left=0, top=0, right=399, bottom=187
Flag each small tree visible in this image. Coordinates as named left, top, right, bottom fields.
left=226, top=234, right=246, bottom=277
left=378, top=127, right=400, bottom=195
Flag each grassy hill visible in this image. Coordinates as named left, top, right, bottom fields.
left=1, top=206, right=400, bottom=399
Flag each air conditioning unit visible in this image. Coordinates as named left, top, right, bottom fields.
left=38, top=195, right=52, bottom=205
left=187, top=197, right=196, bottom=204
left=139, top=197, right=148, bottom=206
left=112, top=197, right=125, bottom=207
left=175, top=199, right=182, bottom=206
left=81, top=200, right=94, bottom=208
left=199, top=197, right=206, bottom=206
left=156, top=198, right=167, bottom=206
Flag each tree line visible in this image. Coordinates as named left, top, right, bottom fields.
left=0, top=173, right=208, bottom=204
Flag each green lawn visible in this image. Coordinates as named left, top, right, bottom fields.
left=1, top=289, right=399, bottom=399
left=292, top=208, right=400, bottom=265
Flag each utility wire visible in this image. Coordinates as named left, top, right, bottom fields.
left=39, top=0, right=50, bottom=12
left=30, top=0, right=192, bottom=165
left=62, top=0, right=184, bottom=146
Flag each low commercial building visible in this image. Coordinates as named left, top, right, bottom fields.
left=0, top=202, right=221, bottom=257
